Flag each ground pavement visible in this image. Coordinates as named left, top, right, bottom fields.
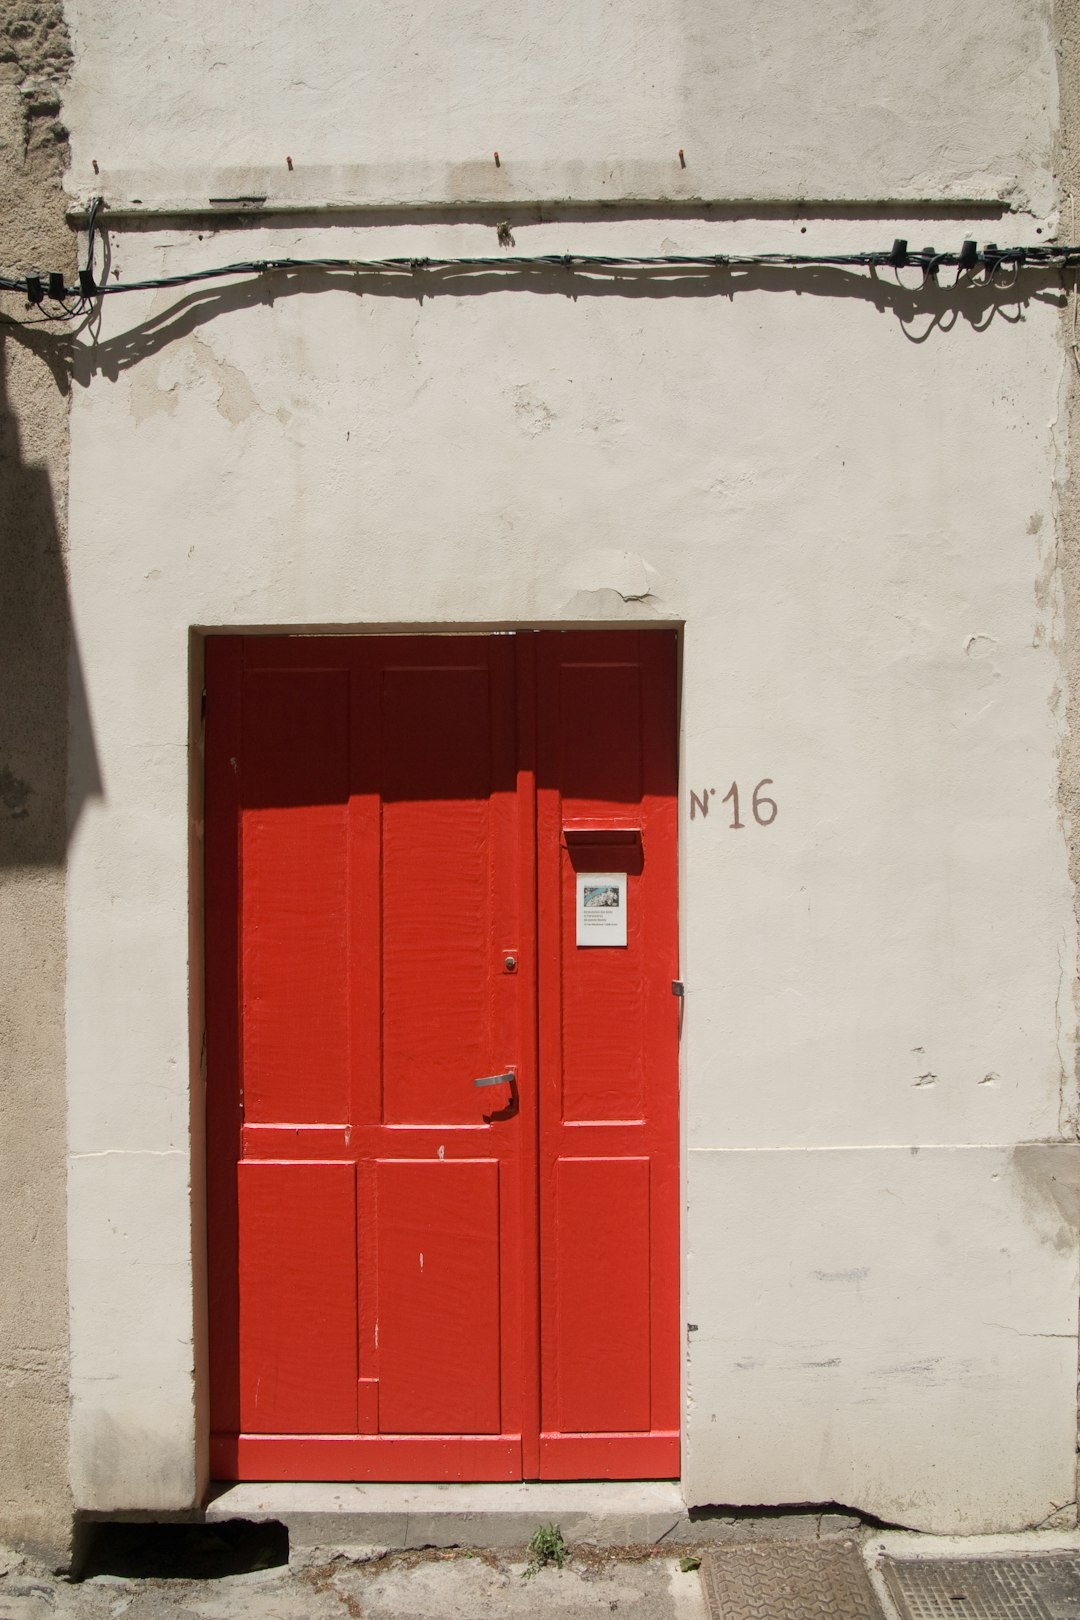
left=2, top=1523, right=1080, bottom=1619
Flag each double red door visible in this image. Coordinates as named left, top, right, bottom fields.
left=206, top=630, right=679, bottom=1481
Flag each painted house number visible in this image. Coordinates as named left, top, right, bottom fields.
left=690, top=780, right=778, bottom=828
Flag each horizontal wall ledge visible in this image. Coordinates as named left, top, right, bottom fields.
left=62, top=162, right=1016, bottom=223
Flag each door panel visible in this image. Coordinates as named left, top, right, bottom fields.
left=560, top=881, right=646, bottom=1122
left=237, top=1159, right=358, bottom=1434
left=240, top=667, right=351, bottom=1126
left=376, top=1159, right=502, bottom=1434
left=377, top=663, right=497, bottom=1128
left=552, top=1156, right=651, bottom=1434
left=206, top=629, right=678, bottom=1482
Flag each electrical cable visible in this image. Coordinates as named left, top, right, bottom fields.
left=1, top=205, right=1078, bottom=317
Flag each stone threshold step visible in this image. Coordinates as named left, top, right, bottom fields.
left=205, top=1481, right=685, bottom=1548
left=198, top=1482, right=861, bottom=1550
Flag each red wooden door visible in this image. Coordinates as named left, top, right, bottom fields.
left=535, top=632, right=680, bottom=1478
left=206, top=630, right=677, bottom=1481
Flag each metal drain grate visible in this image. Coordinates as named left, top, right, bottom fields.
left=881, top=1554, right=1080, bottom=1620
left=700, top=1539, right=885, bottom=1619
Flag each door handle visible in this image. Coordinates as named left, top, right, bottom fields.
left=474, top=1068, right=518, bottom=1122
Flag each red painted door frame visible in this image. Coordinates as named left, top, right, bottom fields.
left=205, top=629, right=678, bottom=1482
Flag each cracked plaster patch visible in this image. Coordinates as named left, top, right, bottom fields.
left=559, top=548, right=657, bottom=603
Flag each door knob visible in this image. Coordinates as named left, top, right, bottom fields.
left=474, top=1071, right=515, bottom=1088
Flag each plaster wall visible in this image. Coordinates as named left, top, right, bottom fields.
left=60, top=0, right=1059, bottom=215
left=63, top=204, right=1079, bottom=1529
left=0, top=0, right=76, bottom=1561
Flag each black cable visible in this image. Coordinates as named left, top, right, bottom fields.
left=78, top=194, right=100, bottom=297
left=2, top=198, right=1078, bottom=316
left=46, top=244, right=1080, bottom=297
left=0, top=194, right=102, bottom=324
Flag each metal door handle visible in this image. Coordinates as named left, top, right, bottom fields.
left=474, top=1071, right=515, bottom=1088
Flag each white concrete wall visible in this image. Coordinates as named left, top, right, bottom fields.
left=60, top=0, right=1078, bottom=1534
left=62, top=0, right=1058, bottom=214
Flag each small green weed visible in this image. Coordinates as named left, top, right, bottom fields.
left=523, top=1523, right=568, bottom=1579
left=678, top=1554, right=702, bottom=1573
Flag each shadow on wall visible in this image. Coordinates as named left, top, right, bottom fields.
left=73, top=252, right=1068, bottom=383
left=0, top=333, right=101, bottom=868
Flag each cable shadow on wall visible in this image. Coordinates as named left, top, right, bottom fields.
left=67, top=262, right=1069, bottom=383
left=0, top=331, right=102, bottom=867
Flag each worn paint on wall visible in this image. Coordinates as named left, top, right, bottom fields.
left=0, top=0, right=75, bottom=1563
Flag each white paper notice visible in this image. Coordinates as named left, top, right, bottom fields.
left=576, top=872, right=628, bottom=947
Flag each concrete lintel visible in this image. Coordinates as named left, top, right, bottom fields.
left=59, top=161, right=1015, bottom=223
left=66, top=197, right=1013, bottom=226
